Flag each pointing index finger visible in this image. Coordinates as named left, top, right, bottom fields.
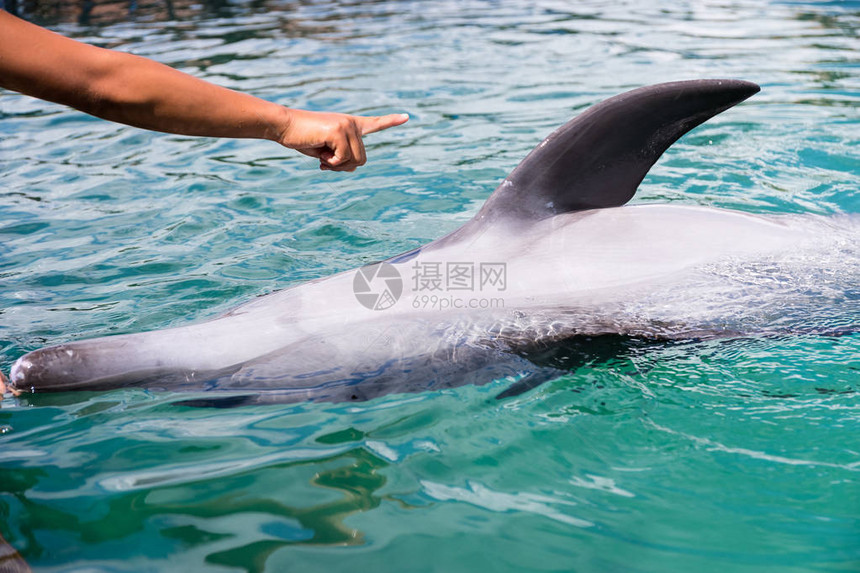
left=359, top=113, right=410, bottom=136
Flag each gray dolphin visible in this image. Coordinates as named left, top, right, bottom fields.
left=7, top=80, right=858, bottom=404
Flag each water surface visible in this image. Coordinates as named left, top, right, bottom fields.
left=1, top=1, right=858, bottom=571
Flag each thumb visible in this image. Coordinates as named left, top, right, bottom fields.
left=359, top=113, right=410, bottom=136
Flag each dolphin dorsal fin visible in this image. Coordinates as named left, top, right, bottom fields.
left=465, top=79, right=760, bottom=230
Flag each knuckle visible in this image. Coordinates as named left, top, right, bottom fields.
left=336, top=116, right=353, bottom=130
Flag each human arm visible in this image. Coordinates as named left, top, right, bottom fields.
left=0, top=10, right=407, bottom=171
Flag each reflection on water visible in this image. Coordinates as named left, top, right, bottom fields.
left=8, top=443, right=389, bottom=572
left=3, top=0, right=350, bottom=34
left=6, top=0, right=228, bottom=26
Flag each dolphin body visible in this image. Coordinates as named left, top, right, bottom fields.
left=7, top=80, right=859, bottom=404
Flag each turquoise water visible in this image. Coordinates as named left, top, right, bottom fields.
left=1, top=1, right=859, bottom=571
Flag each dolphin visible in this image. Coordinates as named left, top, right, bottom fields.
left=6, top=80, right=858, bottom=404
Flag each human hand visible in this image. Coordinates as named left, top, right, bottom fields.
left=276, top=109, right=409, bottom=172
left=0, top=369, right=20, bottom=397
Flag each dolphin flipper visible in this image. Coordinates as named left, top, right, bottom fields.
left=494, top=370, right=563, bottom=400
left=494, top=334, right=666, bottom=400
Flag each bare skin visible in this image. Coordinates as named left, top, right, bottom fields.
left=0, top=369, right=17, bottom=397
left=0, top=10, right=408, bottom=171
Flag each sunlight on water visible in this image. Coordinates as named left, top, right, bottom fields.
left=1, top=1, right=858, bottom=571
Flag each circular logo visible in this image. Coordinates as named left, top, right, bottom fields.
left=353, top=262, right=403, bottom=311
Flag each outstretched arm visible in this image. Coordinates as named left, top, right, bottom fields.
left=0, top=10, right=407, bottom=171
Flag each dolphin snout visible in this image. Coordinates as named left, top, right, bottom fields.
left=7, top=345, right=88, bottom=393
left=8, top=354, right=37, bottom=393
